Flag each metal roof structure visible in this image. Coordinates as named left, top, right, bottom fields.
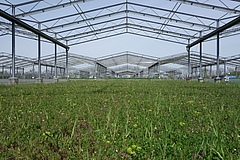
left=97, top=51, right=159, bottom=68
left=1, top=0, right=240, bottom=44
left=0, top=0, right=240, bottom=80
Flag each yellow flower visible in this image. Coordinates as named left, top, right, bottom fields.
left=133, top=124, right=138, bottom=128
left=132, top=145, right=137, bottom=149
left=106, top=140, right=110, bottom=144
left=179, top=122, right=185, bottom=126
left=194, top=111, right=201, bottom=115
left=136, top=146, right=142, bottom=151
left=127, top=147, right=132, bottom=153
left=43, top=131, right=51, bottom=136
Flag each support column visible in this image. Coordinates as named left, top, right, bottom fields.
left=36, top=23, right=43, bottom=83
left=9, top=5, right=18, bottom=84
left=194, top=68, right=197, bottom=78
left=66, top=40, right=69, bottom=80
left=45, top=66, right=48, bottom=79
left=54, top=36, right=59, bottom=82
left=22, top=68, right=25, bottom=79
left=94, top=62, right=97, bottom=79
left=204, top=66, right=207, bottom=78
left=2, top=66, right=4, bottom=79
left=224, top=60, right=227, bottom=76
left=210, top=65, right=212, bottom=79
left=198, top=31, right=204, bottom=82
left=32, top=64, right=35, bottom=78
left=215, top=20, right=221, bottom=83
left=158, top=61, right=161, bottom=79
left=235, top=66, right=238, bottom=78
left=186, top=39, right=191, bottom=80
left=51, top=67, right=53, bottom=78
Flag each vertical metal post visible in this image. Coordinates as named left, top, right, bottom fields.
left=158, top=60, right=161, bottom=79
left=204, top=66, right=207, bottom=78
left=94, top=61, right=97, bottom=79
left=51, top=67, right=53, bottom=77
left=22, top=68, right=24, bottom=79
left=210, top=65, right=212, bottom=78
left=199, top=31, right=203, bottom=79
left=236, top=66, right=238, bottom=78
left=38, top=23, right=41, bottom=79
left=32, top=64, right=35, bottom=78
left=66, top=40, right=69, bottom=79
left=54, top=34, right=57, bottom=79
left=12, top=5, right=15, bottom=78
left=224, top=60, right=227, bottom=76
left=2, top=66, right=4, bottom=79
left=216, top=20, right=220, bottom=79
left=187, top=39, right=191, bottom=79
left=46, top=66, right=48, bottom=79
left=23, top=68, right=26, bottom=79
left=194, top=68, right=197, bottom=78
left=10, top=67, right=12, bottom=76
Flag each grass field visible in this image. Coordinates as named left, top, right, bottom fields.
left=0, top=79, right=239, bottom=159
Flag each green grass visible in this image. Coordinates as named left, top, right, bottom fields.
left=0, top=79, right=239, bottom=159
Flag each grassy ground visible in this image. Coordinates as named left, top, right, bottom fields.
left=0, top=79, right=239, bottom=159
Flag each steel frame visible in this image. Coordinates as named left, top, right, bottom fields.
left=1, top=0, right=240, bottom=79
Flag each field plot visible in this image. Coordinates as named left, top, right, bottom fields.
left=0, top=80, right=239, bottom=159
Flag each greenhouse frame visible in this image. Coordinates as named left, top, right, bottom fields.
left=0, top=0, right=240, bottom=84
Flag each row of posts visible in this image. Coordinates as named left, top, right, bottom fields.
left=8, top=6, right=69, bottom=85
left=187, top=20, right=222, bottom=83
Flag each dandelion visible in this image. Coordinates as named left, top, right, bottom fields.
left=45, top=131, right=51, bottom=135
left=179, top=122, right=185, bottom=126
left=194, top=111, right=201, bottom=115
left=127, top=147, right=132, bottom=153
left=132, top=145, right=137, bottom=149
left=127, top=147, right=136, bottom=155
left=43, top=131, right=51, bottom=137
left=136, top=146, right=142, bottom=151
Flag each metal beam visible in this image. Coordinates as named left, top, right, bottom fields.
left=39, top=2, right=126, bottom=23
left=15, top=0, right=44, bottom=7
left=41, top=10, right=126, bottom=31
left=16, top=0, right=93, bottom=17
left=0, top=9, right=69, bottom=49
left=68, top=32, right=126, bottom=46
left=168, top=0, right=240, bottom=14
left=56, top=17, right=126, bottom=34
left=0, top=2, right=11, bottom=7
left=188, top=16, right=240, bottom=48
left=128, top=23, right=196, bottom=39
left=127, top=32, right=187, bottom=45
left=129, top=17, right=200, bottom=32
left=128, top=10, right=216, bottom=30
left=61, top=22, right=192, bottom=41
left=63, top=25, right=126, bottom=41
left=129, top=2, right=217, bottom=21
